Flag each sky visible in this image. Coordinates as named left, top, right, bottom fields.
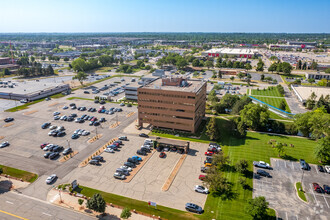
left=0, top=0, right=329, bottom=33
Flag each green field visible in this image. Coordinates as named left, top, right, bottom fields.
left=0, top=165, right=38, bottom=183
left=74, top=186, right=197, bottom=220
left=251, top=87, right=283, bottom=97
left=254, top=96, right=291, bottom=112
left=152, top=118, right=318, bottom=220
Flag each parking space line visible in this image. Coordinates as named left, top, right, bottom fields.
left=323, top=195, right=329, bottom=208
left=315, top=165, right=319, bottom=174
left=291, top=162, right=294, bottom=170
left=310, top=184, right=319, bottom=205
left=286, top=212, right=288, bottom=220
left=284, top=161, right=287, bottom=168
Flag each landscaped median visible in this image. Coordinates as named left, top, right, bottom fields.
left=73, top=185, right=197, bottom=220
left=296, top=182, right=308, bottom=202
left=0, top=165, right=38, bottom=183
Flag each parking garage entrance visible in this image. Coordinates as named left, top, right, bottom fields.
left=155, top=137, right=190, bottom=154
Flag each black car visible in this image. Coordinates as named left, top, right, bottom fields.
left=67, top=117, right=74, bottom=122
left=139, top=133, right=149, bottom=138
left=89, top=159, right=99, bottom=165
left=100, top=100, right=106, bottom=104
left=156, top=146, right=164, bottom=152
left=69, top=103, right=76, bottom=107
left=70, top=113, right=77, bottom=117
left=49, top=145, right=57, bottom=151
left=56, top=131, right=66, bottom=137
left=124, top=162, right=135, bottom=168
left=127, top=158, right=138, bottom=164
left=4, top=117, right=14, bottom=122
left=257, top=169, right=271, bottom=178
left=41, top=122, right=51, bottom=129
left=94, top=100, right=99, bottom=104
left=49, top=152, right=59, bottom=159
left=44, top=152, right=52, bottom=158
left=317, top=165, right=324, bottom=172
left=53, top=146, right=64, bottom=152
left=137, top=149, right=147, bottom=156
left=299, top=159, right=310, bottom=170
left=324, top=185, right=330, bottom=194
left=92, top=156, right=104, bottom=162
left=63, top=147, right=72, bottom=155
left=84, top=91, right=90, bottom=94
left=94, top=121, right=100, bottom=126
left=99, top=118, right=106, bottom=123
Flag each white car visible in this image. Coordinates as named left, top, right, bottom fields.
left=253, top=161, right=271, bottom=169
left=20, top=99, right=28, bottom=103
left=104, top=148, right=114, bottom=153
left=82, top=131, right=90, bottom=136
left=120, top=166, right=132, bottom=172
left=325, top=165, right=330, bottom=174
left=0, top=141, right=10, bottom=148
left=53, top=112, right=60, bottom=116
left=78, top=129, right=84, bottom=136
left=113, top=173, right=125, bottom=180
left=54, top=116, right=60, bottom=120
left=43, top=144, right=53, bottom=151
left=195, top=185, right=209, bottom=194
left=62, top=106, right=68, bottom=110
left=49, top=125, right=57, bottom=130
left=46, top=174, right=57, bottom=184
left=60, top=115, right=66, bottom=120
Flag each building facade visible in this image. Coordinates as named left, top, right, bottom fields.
left=137, top=77, right=206, bottom=133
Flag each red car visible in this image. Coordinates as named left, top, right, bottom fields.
left=40, top=143, right=49, bottom=149
left=205, top=151, right=214, bottom=156
left=313, top=183, right=324, bottom=193
left=159, top=152, right=166, bottom=158
left=199, top=175, right=206, bottom=181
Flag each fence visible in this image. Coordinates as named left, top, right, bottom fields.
left=249, top=96, right=295, bottom=119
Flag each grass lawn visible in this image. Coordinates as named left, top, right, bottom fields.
left=268, top=111, right=293, bottom=121
left=251, top=87, right=283, bottom=97
left=296, top=182, right=307, bottom=202
left=0, top=165, right=38, bottom=183
left=152, top=118, right=317, bottom=219
left=74, top=185, right=198, bottom=220
left=252, top=96, right=291, bottom=112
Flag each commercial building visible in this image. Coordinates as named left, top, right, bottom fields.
left=0, top=57, right=11, bottom=65
left=291, top=85, right=330, bottom=103
left=268, top=44, right=315, bottom=50
left=138, top=77, right=206, bottom=133
left=202, top=48, right=258, bottom=58
left=125, top=76, right=159, bottom=100
left=305, top=72, right=330, bottom=80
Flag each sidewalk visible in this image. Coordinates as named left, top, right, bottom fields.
left=0, top=175, right=30, bottom=191
left=47, top=189, right=154, bottom=220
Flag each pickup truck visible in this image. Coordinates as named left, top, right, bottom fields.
left=253, top=161, right=271, bottom=169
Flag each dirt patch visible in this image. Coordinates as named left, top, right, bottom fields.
left=59, top=151, right=79, bottom=163
left=87, top=134, right=103, bottom=144
left=48, top=102, right=59, bottom=107
left=0, top=136, right=4, bottom=140
left=123, top=150, right=156, bottom=183
left=3, top=122, right=14, bottom=128
left=23, top=110, right=38, bottom=115
left=126, top=112, right=136, bottom=118
left=162, top=154, right=187, bottom=191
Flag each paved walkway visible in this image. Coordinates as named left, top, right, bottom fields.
left=47, top=189, right=153, bottom=220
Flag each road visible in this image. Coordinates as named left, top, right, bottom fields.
left=0, top=191, right=95, bottom=220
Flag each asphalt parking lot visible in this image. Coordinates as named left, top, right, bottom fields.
left=253, top=158, right=330, bottom=220
left=64, top=136, right=209, bottom=211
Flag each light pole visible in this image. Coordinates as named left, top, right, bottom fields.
left=66, top=140, right=70, bottom=148
left=95, top=127, right=98, bottom=139
left=300, top=169, right=305, bottom=191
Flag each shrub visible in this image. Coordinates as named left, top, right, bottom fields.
left=120, top=207, right=132, bottom=219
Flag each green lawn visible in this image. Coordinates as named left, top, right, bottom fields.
left=251, top=87, right=282, bottom=97
left=152, top=118, right=317, bottom=220
left=74, top=185, right=198, bottom=220
left=0, top=165, right=38, bottom=183
left=253, top=96, right=291, bottom=112
left=296, top=182, right=307, bottom=202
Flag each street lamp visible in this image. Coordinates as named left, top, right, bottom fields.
left=300, top=169, right=305, bottom=191
left=66, top=140, right=70, bottom=148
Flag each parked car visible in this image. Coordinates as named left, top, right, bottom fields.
left=62, top=106, right=68, bottom=110
left=45, top=174, right=57, bottom=184
left=199, top=175, right=206, bottom=181
left=127, top=158, right=139, bottom=164
left=253, top=161, right=271, bottom=169
left=0, top=141, right=10, bottom=148
left=41, top=122, right=51, bottom=129
left=205, top=151, right=214, bottom=156
left=185, top=203, right=203, bottom=214
left=139, top=133, right=149, bottom=138
left=325, top=165, right=330, bottom=174
left=63, top=148, right=72, bottom=155
left=49, top=152, right=59, bottom=159
left=115, top=168, right=129, bottom=176
left=201, top=167, right=209, bottom=173
left=299, top=159, right=310, bottom=170
left=44, top=152, right=52, bottom=158
left=104, top=148, right=114, bottom=153
left=4, top=117, right=14, bottom=122
left=257, top=169, right=271, bottom=178
left=53, top=112, right=60, bottom=116
left=195, top=185, right=209, bottom=194
left=92, top=156, right=104, bottom=162
left=137, top=149, right=147, bottom=155
left=323, top=185, right=330, bottom=194
left=52, top=146, right=64, bottom=152
left=119, top=166, right=132, bottom=172
left=113, top=173, right=125, bottom=180
left=317, top=165, right=325, bottom=172
left=132, top=156, right=142, bottom=161
left=119, top=136, right=128, bottom=141
left=89, top=159, right=100, bottom=165
left=313, top=183, right=324, bottom=193
left=124, top=162, right=135, bottom=168
left=56, top=131, right=66, bottom=137
left=40, top=143, right=49, bottom=149
left=84, top=91, right=90, bottom=94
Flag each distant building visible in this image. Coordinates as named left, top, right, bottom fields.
left=0, top=57, right=11, bottom=65
left=138, top=77, right=206, bottom=133
left=305, top=72, right=330, bottom=80
left=268, top=44, right=315, bottom=50
left=202, top=48, right=258, bottom=58
left=288, top=41, right=317, bottom=46
left=152, top=69, right=165, bottom=77
left=53, top=51, right=82, bottom=58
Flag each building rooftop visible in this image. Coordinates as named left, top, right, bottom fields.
left=142, top=77, right=205, bottom=93
left=0, top=81, right=67, bottom=95
left=293, top=85, right=330, bottom=101
left=204, top=48, right=257, bottom=55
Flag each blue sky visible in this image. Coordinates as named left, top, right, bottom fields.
left=0, top=0, right=329, bottom=33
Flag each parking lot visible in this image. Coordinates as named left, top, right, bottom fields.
left=253, top=158, right=330, bottom=220
left=63, top=136, right=209, bottom=211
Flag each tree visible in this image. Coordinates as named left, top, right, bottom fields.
left=3, top=68, right=11, bottom=75
left=281, top=62, right=293, bottom=74
left=274, top=142, right=285, bottom=157
left=245, top=63, right=252, bottom=71
left=86, top=193, right=106, bottom=213
left=325, top=68, right=330, bottom=73
left=297, top=60, right=302, bottom=70
left=119, top=57, right=124, bottom=64
left=279, top=99, right=287, bottom=111
left=256, top=59, right=264, bottom=72
left=99, top=55, right=114, bottom=67
left=237, top=72, right=245, bottom=80
left=204, top=166, right=231, bottom=195
left=302, top=62, right=307, bottom=70
left=218, top=70, right=222, bottom=78
left=176, top=57, right=188, bottom=70
left=268, top=63, right=277, bottom=73
left=237, top=121, right=247, bottom=138
left=260, top=74, right=265, bottom=81
left=72, top=71, right=88, bottom=85
left=307, top=78, right=315, bottom=84
left=71, top=58, right=88, bottom=72
left=245, top=196, right=269, bottom=220
left=235, top=159, right=249, bottom=174
left=78, top=199, right=84, bottom=208
left=216, top=57, right=222, bottom=68
left=314, top=136, right=330, bottom=163
left=208, top=90, right=218, bottom=103
left=240, top=103, right=269, bottom=131
left=311, top=61, right=318, bottom=70
left=120, top=207, right=132, bottom=219
left=63, top=57, right=69, bottom=61
left=205, top=60, right=214, bottom=69
left=306, top=92, right=317, bottom=109
left=192, top=59, right=201, bottom=67
left=0, top=167, right=2, bottom=175
left=47, top=65, right=54, bottom=75
left=206, top=117, right=219, bottom=141
left=30, top=56, right=35, bottom=62
left=230, top=76, right=235, bottom=82
left=41, top=56, right=46, bottom=61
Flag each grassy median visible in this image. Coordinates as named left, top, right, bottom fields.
left=0, top=165, right=38, bottom=183
left=296, top=182, right=307, bottom=202
left=74, top=185, right=197, bottom=220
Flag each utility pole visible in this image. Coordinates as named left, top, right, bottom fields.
left=95, top=127, right=98, bottom=139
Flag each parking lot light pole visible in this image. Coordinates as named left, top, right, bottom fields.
left=300, top=169, right=305, bottom=191
left=66, top=140, right=70, bottom=148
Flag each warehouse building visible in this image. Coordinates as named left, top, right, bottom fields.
left=305, top=72, right=330, bottom=80
left=202, top=48, right=258, bottom=58
left=137, top=77, right=206, bottom=133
